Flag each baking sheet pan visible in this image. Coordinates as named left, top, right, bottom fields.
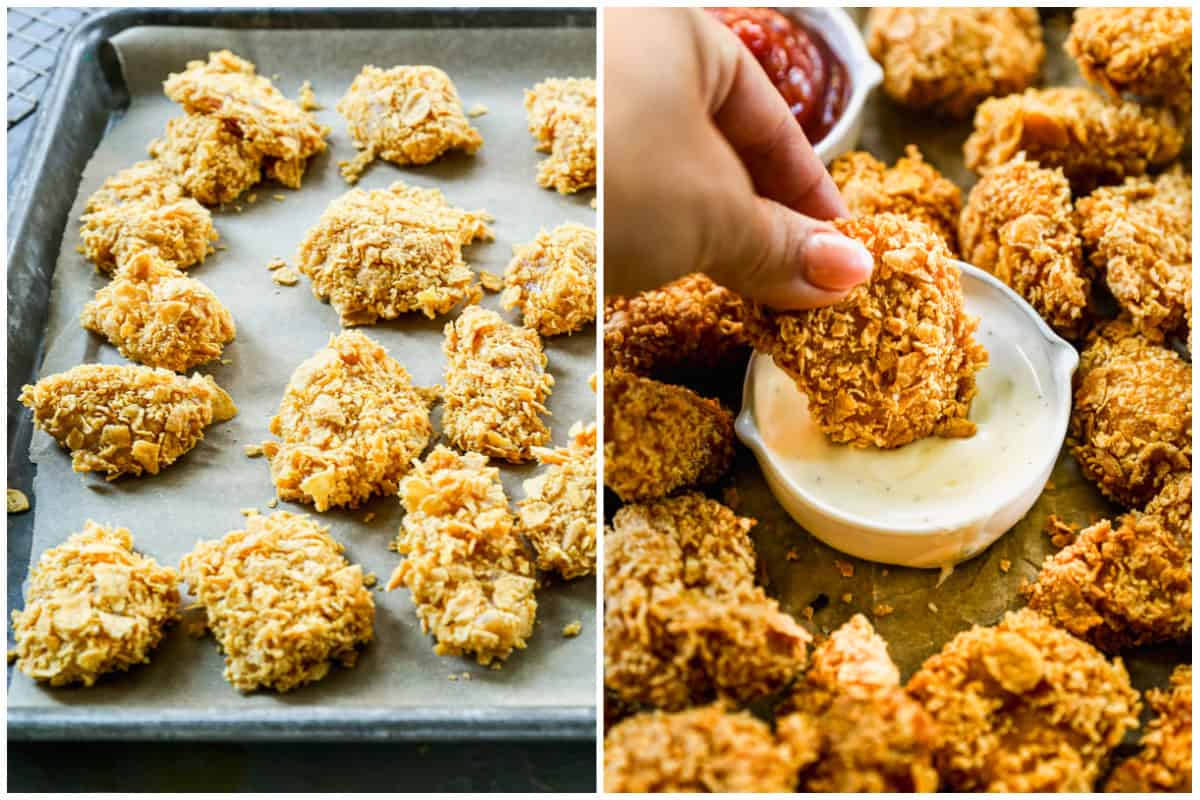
left=8, top=7, right=597, bottom=741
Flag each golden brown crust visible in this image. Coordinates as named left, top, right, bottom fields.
left=745, top=213, right=987, bottom=449
left=501, top=223, right=596, bottom=336
left=866, top=8, right=1044, bottom=118
left=1067, top=7, right=1192, bottom=111
left=602, top=368, right=734, bottom=502
left=907, top=608, right=1141, bottom=792
left=180, top=511, right=375, bottom=692
left=1105, top=664, right=1192, bottom=792
left=518, top=421, right=597, bottom=580
left=603, top=493, right=810, bottom=710
left=10, top=521, right=179, bottom=687
left=959, top=153, right=1090, bottom=339
left=148, top=114, right=263, bottom=205
left=525, top=77, right=596, bottom=193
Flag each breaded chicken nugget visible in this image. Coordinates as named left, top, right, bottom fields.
left=441, top=306, right=553, bottom=463
left=261, top=331, right=436, bottom=512
left=964, top=87, right=1184, bottom=192
left=296, top=181, right=492, bottom=325
left=20, top=364, right=236, bottom=478
left=337, top=65, right=483, bottom=183
left=501, top=223, right=596, bottom=336
left=775, top=615, right=940, bottom=793
left=517, top=421, right=597, bottom=580
left=1067, top=8, right=1192, bottom=112
left=959, top=153, right=1089, bottom=339
left=831, top=145, right=962, bottom=253
left=1069, top=320, right=1191, bottom=507
left=745, top=214, right=987, bottom=449
left=148, top=114, right=263, bottom=205
left=181, top=511, right=375, bottom=692
left=604, top=703, right=802, bottom=793
left=907, top=608, right=1141, bottom=792
left=604, top=493, right=811, bottom=710
left=81, top=250, right=236, bottom=372
left=525, top=77, right=596, bottom=193
left=866, top=8, right=1044, bottom=118
left=603, top=273, right=748, bottom=379
left=386, top=447, right=537, bottom=665
left=1076, top=167, right=1191, bottom=340
left=603, top=368, right=734, bottom=502
left=9, top=521, right=179, bottom=687
left=1106, top=664, right=1192, bottom=792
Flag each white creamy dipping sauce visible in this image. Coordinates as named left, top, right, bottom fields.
left=752, top=307, right=1056, bottom=530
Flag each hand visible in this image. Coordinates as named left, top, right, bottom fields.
left=604, top=8, right=873, bottom=309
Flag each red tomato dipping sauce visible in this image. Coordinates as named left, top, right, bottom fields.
left=708, top=7, right=849, bottom=144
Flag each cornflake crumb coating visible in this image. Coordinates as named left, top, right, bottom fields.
left=1069, top=320, right=1191, bottom=507
left=148, top=114, right=264, bottom=205
left=441, top=305, right=553, bottom=463
left=296, top=181, right=492, bottom=326
left=1067, top=8, right=1192, bottom=111
left=19, top=364, right=237, bottom=478
left=603, top=273, right=748, bottom=378
left=865, top=8, right=1043, bottom=118
left=10, top=521, right=179, bottom=687
left=907, top=608, right=1141, bottom=792
left=1026, top=473, right=1191, bottom=652
left=80, top=160, right=217, bottom=274
left=959, top=153, right=1090, bottom=339
left=1076, top=167, right=1191, bottom=340
left=518, top=421, right=597, bottom=580
left=336, top=65, right=482, bottom=183
left=604, top=703, right=801, bottom=793
left=831, top=145, right=962, bottom=253
left=501, top=223, right=596, bottom=336
left=180, top=511, right=375, bottom=692
left=262, top=330, right=436, bottom=512
left=964, top=87, right=1184, bottom=192
left=81, top=250, right=236, bottom=372
left=525, top=77, right=596, bottom=193
left=745, top=214, right=987, bottom=449
left=386, top=446, right=537, bottom=665
left=603, top=368, right=734, bottom=502
left=604, top=493, right=811, bottom=710
left=1105, top=664, right=1192, bottom=792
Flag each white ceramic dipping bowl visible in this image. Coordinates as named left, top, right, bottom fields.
left=735, top=262, right=1079, bottom=569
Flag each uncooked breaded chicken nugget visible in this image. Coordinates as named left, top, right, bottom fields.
left=603, top=273, right=748, bottom=378
left=296, top=181, right=492, bottom=326
left=525, top=77, right=596, bottom=193
left=80, top=250, right=236, bottom=372
left=10, top=521, right=179, bottom=687
left=80, top=161, right=217, bottom=274
left=964, top=87, right=1184, bottom=192
left=336, top=65, right=483, bottom=183
left=180, top=511, right=374, bottom=692
left=19, top=364, right=236, bottom=478
left=262, top=330, right=435, bottom=512
left=1026, top=473, right=1190, bottom=652
left=386, top=446, right=537, bottom=665
left=441, top=306, right=553, bottom=463
left=831, top=145, right=962, bottom=253
left=501, top=223, right=596, bottom=336
left=1067, top=8, right=1192, bottom=111
left=518, top=421, right=597, bottom=580
left=604, top=493, right=811, bottom=710
left=603, top=368, right=734, bottom=502
left=865, top=8, right=1044, bottom=118
left=1069, top=319, right=1191, bottom=507
left=1076, top=166, right=1191, bottom=340
left=907, top=608, right=1141, bottom=792
left=148, top=114, right=263, bottom=205
left=1106, top=664, right=1192, bottom=792
left=604, top=703, right=802, bottom=793
left=745, top=214, right=987, bottom=449
left=959, top=153, right=1090, bottom=339
left=775, top=615, right=940, bottom=793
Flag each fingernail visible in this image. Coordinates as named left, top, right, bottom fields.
left=803, top=232, right=874, bottom=290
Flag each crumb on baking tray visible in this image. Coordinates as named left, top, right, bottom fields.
left=563, top=621, right=582, bottom=637
left=7, top=488, right=30, bottom=514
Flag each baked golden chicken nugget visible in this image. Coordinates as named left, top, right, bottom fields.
left=1067, top=7, right=1192, bottom=112
left=149, top=114, right=263, bottom=205
left=1105, top=664, right=1192, bottom=792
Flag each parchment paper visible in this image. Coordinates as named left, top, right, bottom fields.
left=10, top=23, right=597, bottom=713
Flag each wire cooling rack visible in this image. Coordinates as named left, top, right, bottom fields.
left=8, top=7, right=94, bottom=128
